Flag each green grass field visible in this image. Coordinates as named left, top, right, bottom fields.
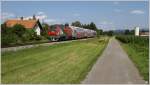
left=116, top=36, right=149, bottom=81
left=2, top=37, right=109, bottom=84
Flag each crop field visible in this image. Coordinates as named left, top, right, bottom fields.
left=1, top=37, right=109, bottom=84
left=116, top=35, right=149, bottom=81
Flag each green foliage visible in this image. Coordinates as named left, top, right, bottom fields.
left=81, top=24, right=90, bottom=29
left=71, top=21, right=82, bottom=27
left=65, top=23, right=69, bottom=26
left=12, top=24, right=26, bottom=37
left=1, top=24, right=18, bottom=46
left=89, top=22, right=97, bottom=31
left=124, top=29, right=130, bottom=35
left=81, top=22, right=98, bottom=31
left=35, top=35, right=42, bottom=40
left=1, top=23, right=44, bottom=47
left=1, top=32, right=18, bottom=46
left=124, top=29, right=134, bottom=35
left=96, top=29, right=103, bottom=37
left=103, top=30, right=114, bottom=36
left=22, top=29, right=37, bottom=41
left=116, top=35, right=149, bottom=46
left=41, top=23, right=49, bottom=38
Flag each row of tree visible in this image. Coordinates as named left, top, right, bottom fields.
left=71, top=21, right=97, bottom=31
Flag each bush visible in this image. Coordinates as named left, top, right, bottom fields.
left=1, top=32, right=18, bottom=46
left=22, top=29, right=38, bottom=41
left=41, top=24, right=49, bottom=38
left=116, top=35, right=149, bottom=46
left=35, top=35, right=42, bottom=40
left=12, top=24, right=26, bottom=37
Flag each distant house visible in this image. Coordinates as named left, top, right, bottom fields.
left=5, top=16, right=43, bottom=35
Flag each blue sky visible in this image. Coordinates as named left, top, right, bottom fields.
left=1, top=1, right=149, bottom=30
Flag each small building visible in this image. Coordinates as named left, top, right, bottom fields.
left=134, top=27, right=149, bottom=36
left=5, top=16, right=43, bottom=35
left=135, top=27, right=140, bottom=36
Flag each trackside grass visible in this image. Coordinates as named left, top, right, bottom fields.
left=2, top=37, right=109, bottom=84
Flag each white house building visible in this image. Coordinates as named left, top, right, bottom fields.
left=5, top=16, right=43, bottom=35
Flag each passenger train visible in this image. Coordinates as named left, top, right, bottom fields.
left=48, top=24, right=97, bottom=41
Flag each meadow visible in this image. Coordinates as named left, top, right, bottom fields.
left=1, top=37, right=109, bottom=84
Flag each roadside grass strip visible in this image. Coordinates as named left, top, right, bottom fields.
left=122, top=44, right=149, bottom=81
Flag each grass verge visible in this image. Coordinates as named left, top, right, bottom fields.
left=121, top=43, right=149, bottom=81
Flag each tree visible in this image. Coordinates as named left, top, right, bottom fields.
left=41, top=23, right=49, bottom=38
left=98, top=29, right=103, bottom=35
left=96, top=29, right=103, bottom=37
left=1, top=23, right=7, bottom=33
left=103, top=30, right=114, bottom=36
left=89, top=22, right=97, bottom=31
left=1, top=23, right=19, bottom=46
left=65, top=23, right=69, bottom=27
left=108, top=30, right=113, bottom=36
left=22, top=29, right=38, bottom=41
left=71, top=21, right=82, bottom=27
left=124, top=29, right=130, bottom=35
left=130, top=30, right=134, bottom=35
left=12, top=24, right=26, bottom=37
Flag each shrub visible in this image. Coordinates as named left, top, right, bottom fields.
left=12, top=24, right=26, bottom=37
left=116, top=35, right=149, bottom=46
left=1, top=32, right=18, bottom=46
left=22, top=29, right=38, bottom=41
left=35, top=35, right=42, bottom=40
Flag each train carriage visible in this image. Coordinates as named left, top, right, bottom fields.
left=69, top=26, right=78, bottom=39
left=64, top=24, right=73, bottom=40
left=48, top=24, right=97, bottom=41
left=48, top=24, right=66, bottom=41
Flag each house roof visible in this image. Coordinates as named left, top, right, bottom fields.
left=5, top=20, right=38, bottom=29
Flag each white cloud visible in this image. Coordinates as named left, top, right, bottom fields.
left=44, top=19, right=64, bottom=25
left=36, top=15, right=47, bottom=20
left=23, top=16, right=32, bottom=20
left=23, top=15, right=47, bottom=21
left=99, top=21, right=115, bottom=30
left=44, top=19, right=56, bottom=23
left=1, top=12, right=15, bottom=20
left=73, top=13, right=80, bottom=17
left=113, top=1, right=119, bottom=5
left=37, top=11, right=44, bottom=15
left=114, top=9, right=122, bottom=13
left=100, top=21, right=113, bottom=25
left=130, top=10, right=144, bottom=14
left=23, top=12, right=47, bottom=21
left=36, top=11, right=47, bottom=20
